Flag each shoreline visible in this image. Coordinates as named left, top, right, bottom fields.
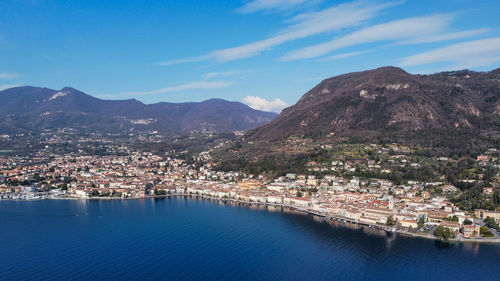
left=178, top=194, right=500, bottom=244
left=4, top=193, right=500, bottom=244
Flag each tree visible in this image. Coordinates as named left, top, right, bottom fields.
left=444, top=215, right=459, bottom=222
left=463, top=219, right=473, bottom=225
left=296, top=191, right=303, bottom=198
left=484, top=217, right=500, bottom=232
left=480, top=226, right=494, bottom=237
left=418, top=216, right=425, bottom=228
left=91, top=190, right=100, bottom=197
left=154, top=189, right=167, bottom=196
left=434, top=226, right=455, bottom=240
left=33, top=173, right=43, bottom=182
left=386, top=216, right=396, bottom=226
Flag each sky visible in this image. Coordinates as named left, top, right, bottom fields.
left=1, top=0, right=500, bottom=112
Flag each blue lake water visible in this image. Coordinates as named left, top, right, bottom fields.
left=1, top=197, right=499, bottom=280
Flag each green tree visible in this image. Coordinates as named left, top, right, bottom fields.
left=418, top=216, right=425, bottom=228
left=33, top=173, right=43, bottom=182
left=480, top=226, right=494, bottom=237
left=154, top=189, right=167, bottom=196
left=386, top=216, right=396, bottom=226
left=434, top=226, right=455, bottom=240
left=444, top=215, right=459, bottom=222
left=484, top=217, right=500, bottom=232
left=296, top=191, right=303, bottom=198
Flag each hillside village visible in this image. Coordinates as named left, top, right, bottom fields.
left=1, top=138, right=499, bottom=242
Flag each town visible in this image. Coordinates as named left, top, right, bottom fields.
left=1, top=134, right=499, bottom=243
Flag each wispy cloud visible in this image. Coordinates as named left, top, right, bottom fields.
left=157, top=1, right=395, bottom=65
left=398, top=28, right=490, bottom=44
left=155, top=56, right=209, bottom=66
left=399, top=37, right=500, bottom=69
left=238, top=0, right=312, bottom=14
left=211, top=1, right=394, bottom=61
left=282, top=14, right=461, bottom=60
left=119, top=71, right=236, bottom=97
left=243, top=95, right=288, bottom=112
left=0, top=84, right=22, bottom=91
left=0, top=72, right=20, bottom=80
left=123, top=81, right=231, bottom=97
left=321, top=51, right=368, bottom=61
left=202, top=71, right=236, bottom=80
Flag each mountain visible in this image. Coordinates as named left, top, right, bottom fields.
left=0, top=86, right=277, bottom=134
left=245, top=66, right=500, bottom=146
left=149, top=99, right=277, bottom=132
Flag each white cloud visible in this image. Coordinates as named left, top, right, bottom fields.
left=238, top=0, right=311, bottom=14
left=0, top=72, right=20, bottom=80
left=122, top=71, right=237, bottom=96
left=243, top=95, right=288, bottom=112
left=158, top=1, right=394, bottom=65
left=124, top=81, right=231, bottom=96
left=155, top=56, right=209, bottom=66
left=202, top=71, right=236, bottom=80
left=211, top=1, right=392, bottom=61
left=399, top=37, right=500, bottom=69
left=398, top=28, right=490, bottom=44
left=322, top=51, right=367, bottom=61
left=282, top=15, right=457, bottom=60
left=0, top=84, right=22, bottom=91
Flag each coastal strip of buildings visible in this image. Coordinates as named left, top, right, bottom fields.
left=1, top=150, right=499, bottom=241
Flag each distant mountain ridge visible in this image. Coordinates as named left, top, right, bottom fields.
left=0, top=86, right=277, bottom=134
left=245, top=66, right=500, bottom=144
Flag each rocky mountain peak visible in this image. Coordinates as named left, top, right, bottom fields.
left=245, top=66, right=500, bottom=142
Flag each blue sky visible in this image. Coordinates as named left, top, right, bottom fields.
left=1, top=0, right=500, bottom=112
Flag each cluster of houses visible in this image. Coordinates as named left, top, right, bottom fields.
left=162, top=176, right=492, bottom=239
left=0, top=152, right=165, bottom=198
left=1, top=146, right=499, bottom=240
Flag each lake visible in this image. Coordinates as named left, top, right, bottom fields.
left=1, top=197, right=499, bottom=280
